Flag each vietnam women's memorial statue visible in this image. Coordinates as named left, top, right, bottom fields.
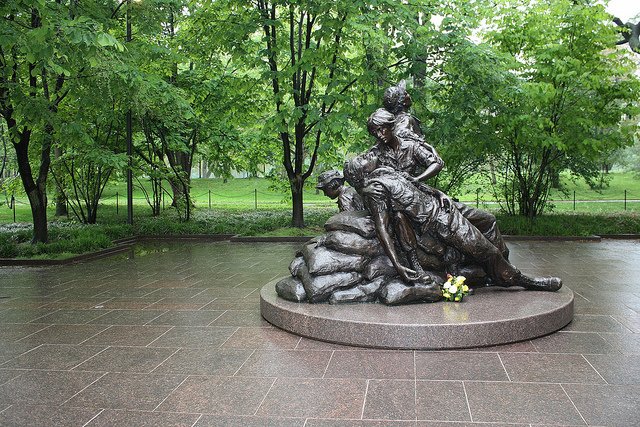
left=260, top=83, right=573, bottom=350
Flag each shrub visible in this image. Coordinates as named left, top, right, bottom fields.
left=496, top=212, right=640, bottom=236
left=1, top=207, right=638, bottom=260
left=133, top=207, right=334, bottom=236
left=0, top=222, right=124, bottom=259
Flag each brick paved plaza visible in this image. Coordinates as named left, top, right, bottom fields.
left=0, top=239, right=639, bottom=426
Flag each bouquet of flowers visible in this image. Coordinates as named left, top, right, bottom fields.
left=442, top=274, right=469, bottom=302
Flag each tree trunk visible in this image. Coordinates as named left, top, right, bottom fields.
left=167, top=150, right=191, bottom=207
left=55, top=191, right=67, bottom=216
left=201, top=162, right=212, bottom=179
left=54, top=147, right=67, bottom=216
left=14, top=133, right=49, bottom=243
left=291, top=175, right=304, bottom=227
left=28, top=189, right=48, bottom=243
left=550, top=169, right=560, bottom=189
left=88, top=204, right=97, bottom=224
left=152, top=178, right=161, bottom=216
left=169, top=179, right=184, bottom=207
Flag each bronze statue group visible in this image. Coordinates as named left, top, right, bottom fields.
left=280, top=83, right=562, bottom=305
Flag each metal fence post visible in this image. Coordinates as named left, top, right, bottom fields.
left=208, top=190, right=211, bottom=209
left=11, top=195, right=15, bottom=223
left=624, top=189, right=627, bottom=211
left=116, top=192, right=119, bottom=215
left=254, top=189, right=258, bottom=210
left=573, top=191, right=576, bottom=210
left=476, top=188, right=480, bottom=208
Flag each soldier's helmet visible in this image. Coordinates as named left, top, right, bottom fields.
left=316, top=170, right=344, bottom=189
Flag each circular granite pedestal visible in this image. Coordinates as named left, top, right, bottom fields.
left=260, top=278, right=574, bottom=349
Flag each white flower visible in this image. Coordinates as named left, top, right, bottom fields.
left=449, top=285, right=458, bottom=294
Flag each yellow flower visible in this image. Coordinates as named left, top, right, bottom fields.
left=443, top=292, right=451, bottom=299
left=455, top=296, right=461, bottom=302
left=462, top=285, right=469, bottom=293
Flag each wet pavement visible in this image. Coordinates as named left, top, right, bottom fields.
left=0, top=239, right=639, bottom=426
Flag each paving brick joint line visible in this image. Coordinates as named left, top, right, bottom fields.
left=0, top=239, right=638, bottom=426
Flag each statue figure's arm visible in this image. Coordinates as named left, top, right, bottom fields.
left=413, top=161, right=442, bottom=182
left=364, top=183, right=420, bottom=283
left=410, top=142, right=444, bottom=182
left=371, top=210, right=420, bottom=283
left=338, top=187, right=365, bottom=212
left=407, top=179, right=453, bottom=212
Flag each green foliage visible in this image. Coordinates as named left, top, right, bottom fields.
left=613, top=137, right=640, bottom=176
left=0, top=0, right=128, bottom=242
left=1, top=205, right=638, bottom=259
left=496, top=212, right=640, bottom=236
left=128, top=2, right=198, bottom=220
left=0, top=222, right=131, bottom=258
left=196, top=0, right=454, bottom=226
left=483, top=0, right=640, bottom=218
left=53, top=72, right=129, bottom=224
left=134, top=207, right=333, bottom=236
left=418, top=39, right=515, bottom=194
left=3, top=0, right=639, bottom=240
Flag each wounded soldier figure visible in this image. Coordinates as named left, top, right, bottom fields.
left=343, top=151, right=562, bottom=296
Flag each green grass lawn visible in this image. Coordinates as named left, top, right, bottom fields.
left=0, top=171, right=638, bottom=258
left=2, top=171, right=639, bottom=224
left=103, top=177, right=334, bottom=210
left=0, top=177, right=334, bottom=223
left=452, top=171, right=640, bottom=204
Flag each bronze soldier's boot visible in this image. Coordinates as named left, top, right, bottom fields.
left=407, top=250, right=425, bottom=274
left=407, top=251, right=444, bottom=291
left=509, top=272, right=562, bottom=292
left=410, top=278, right=442, bottom=302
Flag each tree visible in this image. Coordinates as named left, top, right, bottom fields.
left=132, top=0, right=240, bottom=220
left=196, top=0, right=444, bottom=226
left=484, top=0, right=640, bottom=217
left=0, top=1, right=121, bottom=242
left=133, top=70, right=197, bottom=219
left=417, top=36, right=515, bottom=196
left=51, top=73, right=128, bottom=224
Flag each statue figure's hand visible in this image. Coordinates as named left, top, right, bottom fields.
left=400, top=172, right=418, bottom=183
left=437, top=191, right=452, bottom=211
left=397, top=265, right=421, bottom=282
left=367, top=184, right=386, bottom=200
